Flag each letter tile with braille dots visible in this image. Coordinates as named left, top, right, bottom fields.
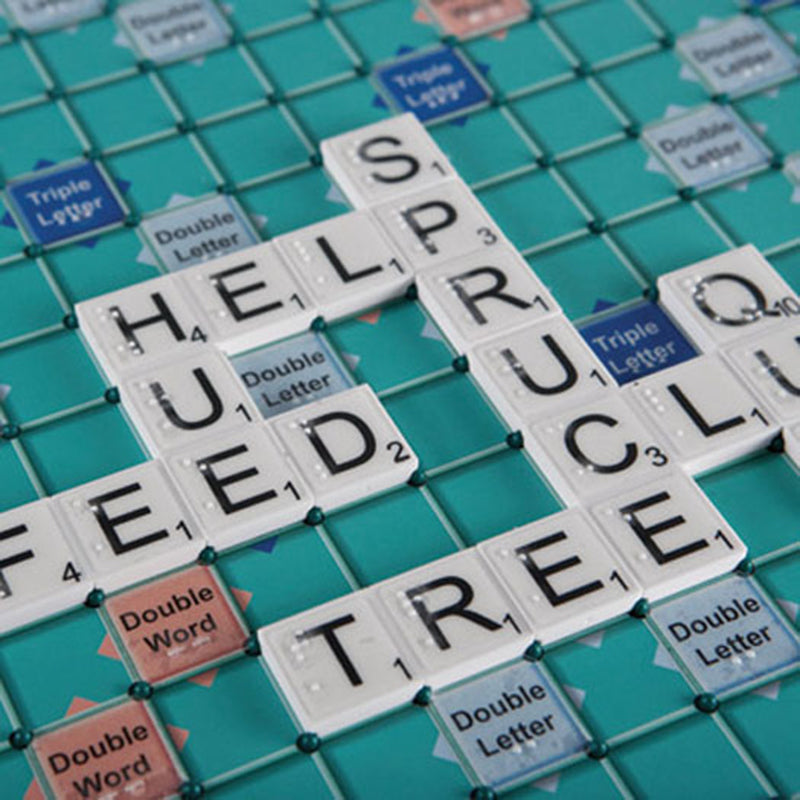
left=525, top=393, right=674, bottom=505
left=374, top=549, right=530, bottom=688
left=0, top=499, right=89, bottom=635
left=54, top=461, right=201, bottom=594
left=165, top=425, right=312, bottom=551
left=259, top=590, right=421, bottom=736
left=592, top=473, right=747, bottom=603
left=321, top=113, right=454, bottom=208
left=75, top=275, right=213, bottom=381
left=626, top=353, right=778, bottom=476
left=724, top=321, right=800, bottom=426
left=657, top=245, right=799, bottom=353
left=416, top=245, right=559, bottom=352
left=275, top=211, right=412, bottom=321
left=176, top=241, right=315, bottom=356
left=120, top=348, right=260, bottom=455
left=372, top=179, right=505, bottom=272
left=478, top=509, right=641, bottom=645
left=471, top=315, right=613, bottom=429
left=269, top=385, right=418, bottom=512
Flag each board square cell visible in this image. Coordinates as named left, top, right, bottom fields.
left=116, top=0, right=231, bottom=65
left=32, top=700, right=184, bottom=800
left=5, top=0, right=103, bottom=32
left=433, top=660, right=589, bottom=788
left=578, top=300, right=698, bottom=386
left=373, top=46, right=491, bottom=123
left=651, top=575, right=800, bottom=695
left=105, top=564, right=249, bottom=684
left=231, top=332, right=353, bottom=420
left=6, top=160, right=125, bottom=246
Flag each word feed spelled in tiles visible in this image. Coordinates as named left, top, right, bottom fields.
left=642, top=105, right=771, bottom=189
left=4, top=0, right=105, bottom=31
left=373, top=46, right=491, bottom=123
left=676, top=15, right=800, bottom=98
left=231, top=332, right=353, bottom=420
left=140, top=196, right=260, bottom=273
left=651, top=576, right=800, bottom=694
left=578, top=301, right=698, bottom=385
left=116, top=0, right=231, bottom=64
left=434, top=661, right=588, bottom=788
left=6, top=161, right=125, bottom=246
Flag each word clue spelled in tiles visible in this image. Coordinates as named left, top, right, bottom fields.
left=260, top=591, right=421, bottom=736
left=433, top=660, right=588, bottom=788
left=55, top=461, right=201, bottom=593
left=478, top=509, right=641, bottom=645
left=417, top=245, right=559, bottom=351
left=592, top=473, right=747, bottom=602
left=6, top=160, right=125, bottom=246
left=375, top=549, right=529, bottom=688
left=270, top=385, right=418, bottom=511
left=105, top=564, right=249, bottom=684
left=321, top=113, right=455, bottom=208
left=657, top=244, right=799, bottom=352
left=651, top=575, right=800, bottom=694
left=0, top=500, right=88, bottom=635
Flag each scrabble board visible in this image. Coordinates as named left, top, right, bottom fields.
left=0, top=1, right=799, bottom=799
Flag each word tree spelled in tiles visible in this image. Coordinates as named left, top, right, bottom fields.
left=3, top=105, right=800, bottom=799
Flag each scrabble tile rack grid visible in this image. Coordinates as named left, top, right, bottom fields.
left=0, top=0, right=797, bottom=798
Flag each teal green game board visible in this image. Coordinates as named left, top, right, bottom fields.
left=0, top=1, right=799, bottom=799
